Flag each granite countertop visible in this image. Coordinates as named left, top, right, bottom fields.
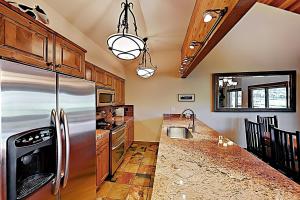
left=152, top=115, right=300, bottom=200
left=96, top=129, right=110, bottom=140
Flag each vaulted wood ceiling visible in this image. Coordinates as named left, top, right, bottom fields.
left=258, top=0, right=300, bottom=14
left=180, top=0, right=300, bottom=78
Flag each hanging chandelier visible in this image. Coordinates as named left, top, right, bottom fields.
left=107, top=0, right=145, bottom=60
left=136, top=38, right=157, bottom=79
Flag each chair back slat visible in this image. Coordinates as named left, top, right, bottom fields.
left=296, top=132, right=300, bottom=180
left=289, top=134, right=296, bottom=172
left=245, top=119, right=265, bottom=159
left=270, top=126, right=300, bottom=182
left=257, top=115, right=278, bottom=132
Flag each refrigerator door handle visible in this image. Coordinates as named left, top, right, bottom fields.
left=51, top=109, right=63, bottom=195
left=60, top=109, right=70, bottom=188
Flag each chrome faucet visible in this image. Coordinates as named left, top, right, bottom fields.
left=181, top=108, right=195, bottom=132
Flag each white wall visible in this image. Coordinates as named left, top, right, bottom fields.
left=125, top=3, right=300, bottom=147
left=15, top=0, right=125, bottom=77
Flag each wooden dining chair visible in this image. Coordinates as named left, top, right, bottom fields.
left=244, top=119, right=266, bottom=160
left=270, top=125, right=300, bottom=182
left=257, top=115, right=279, bottom=159
left=257, top=115, right=278, bottom=132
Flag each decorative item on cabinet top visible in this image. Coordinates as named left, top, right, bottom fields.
left=107, top=0, right=145, bottom=60
left=6, top=1, right=49, bottom=24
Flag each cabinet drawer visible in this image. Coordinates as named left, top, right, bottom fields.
left=0, top=5, right=54, bottom=70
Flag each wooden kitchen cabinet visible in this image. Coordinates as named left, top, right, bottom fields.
left=114, top=78, right=125, bottom=105
left=96, top=133, right=109, bottom=187
left=55, top=36, right=86, bottom=78
left=120, top=79, right=125, bottom=105
left=106, top=73, right=113, bottom=87
left=124, top=123, right=129, bottom=151
left=126, top=119, right=134, bottom=147
left=85, top=61, right=95, bottom=81
left=0, top=3, right=54, bottom=70
left=0, top=1, right=88, bottom=77
left=95, top=67, right=107, bottom=86
left=86, top=60, right=125, bottom=103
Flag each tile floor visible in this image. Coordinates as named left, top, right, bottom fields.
left=97, top=142, right=159, bottom=200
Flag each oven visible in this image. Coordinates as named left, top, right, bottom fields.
left=110, top=125, right=126, bottom=175
left=96, top=87, right=115, bottom=107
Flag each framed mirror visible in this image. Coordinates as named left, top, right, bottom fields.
left=212, top=71, right=296, bottom=112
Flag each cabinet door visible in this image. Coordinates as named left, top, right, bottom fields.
left=85, top=61, right=95, bottom=81
left=100, top=143, right=109, bottom=183
left=0, top=6, right=54, bottom=70
left=55, top=36, right=85, bottom=78
left=121, top=80, right=125, bottom=105
left=106, top=73, right=113, bottom=88
left=96, top=150, right=102, bottom=186
left=95, top=67, right=106, bottom=86
left=129, top=120, right=134, bottom=146
left=124, top=124, right=129, bottom=150
left=115, top=79, right=121, bottom=105
left=112, top=76, right=117, bottom=91
left=96, top=140, right=109, bottom=186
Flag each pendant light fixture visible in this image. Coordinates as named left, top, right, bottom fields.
left=136, top=38, right=157, bottom=79
left=107, top=0, right=145, bottom=60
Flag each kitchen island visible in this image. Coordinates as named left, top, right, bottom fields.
left=152, top=114, right=300, bottom=200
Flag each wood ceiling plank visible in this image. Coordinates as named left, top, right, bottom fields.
left=181, top=0, right=256, bottom=78
left=258, top=0, right=300, bottom=14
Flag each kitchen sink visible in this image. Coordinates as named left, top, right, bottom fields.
left=166, top=126, right=193, bottom=139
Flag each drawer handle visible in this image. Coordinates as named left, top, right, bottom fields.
left=55, top=64, right=62, bottom=68
left=112, top=139, right=125, bottom=150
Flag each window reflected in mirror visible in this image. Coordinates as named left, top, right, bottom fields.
left=213, top=71, right=296, bottom=112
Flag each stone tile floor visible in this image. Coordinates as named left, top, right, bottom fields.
left=97, top=142, right=159, bottom=200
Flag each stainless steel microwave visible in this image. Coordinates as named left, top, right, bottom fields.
left=96, top=87, right=115, bottom=107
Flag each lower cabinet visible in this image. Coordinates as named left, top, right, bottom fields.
left=96, top=134, right=109, bottom=187
left=125, top=119, right=134, bottom=150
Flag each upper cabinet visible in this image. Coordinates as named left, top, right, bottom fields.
left=0, top=3, right=54, bottom=70
left=55, top=36, right=86, bottom=78
left=105, top=73, right=113, bottom=87
left=95, top=67, right=107, bottom=86
left=85, top=61, right=125, bottom=105
left=0, top=1, right=87, bottom=78
left=85, top=61, right=95, bottom=81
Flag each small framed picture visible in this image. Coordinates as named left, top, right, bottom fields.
left=178, top=94, right=195, bottom=102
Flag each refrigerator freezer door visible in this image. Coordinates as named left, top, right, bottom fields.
left=57, top=74, right=96, bottom=200
left=0, top=59, right=57, bottom=200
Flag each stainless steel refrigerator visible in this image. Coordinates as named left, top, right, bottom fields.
left=0, top=59, right=96, bottom=200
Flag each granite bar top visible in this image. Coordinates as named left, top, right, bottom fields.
left=152, top=115, right=300, bottom=200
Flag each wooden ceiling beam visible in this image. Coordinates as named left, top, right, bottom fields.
left=258, top=0, right=300, bottom=14
left=181, top=0, right=256, bottom=78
